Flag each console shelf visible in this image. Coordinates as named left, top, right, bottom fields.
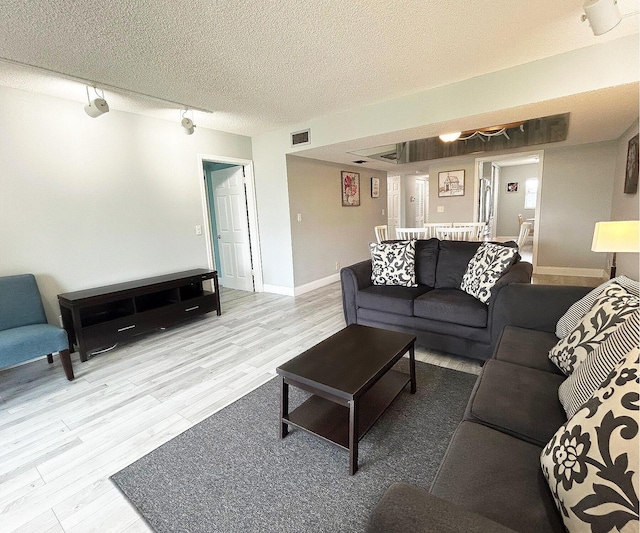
left=58, top=269, right=221, bottom=362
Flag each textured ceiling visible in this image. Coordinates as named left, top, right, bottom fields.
left=0, top=0, right=638, bottom=137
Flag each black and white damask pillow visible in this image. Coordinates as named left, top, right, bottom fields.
left=548, top=282, right=639, bottom=375
left=460, top=242, right=517, bottom=304
left=541, top=346, right=639, bottom=533
left=556, top=276, right=639, bottom=339
left=559, top=312, right=639, bottom=419
left=369, top=240, right=417, bottom=287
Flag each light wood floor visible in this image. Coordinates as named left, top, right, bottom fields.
left=0, top=282, right=482, bottom=533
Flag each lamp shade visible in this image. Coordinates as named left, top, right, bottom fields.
left=591, top=221, right=640, bottom=252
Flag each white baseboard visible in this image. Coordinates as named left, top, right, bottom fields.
left=294, top=273, right=340, bottom=296
left=534, top=266, right=607, bottom=278
left=262, top=284, right=295, bottom=296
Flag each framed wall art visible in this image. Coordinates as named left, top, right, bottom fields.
left=371, top=177, right=380, bottom=198
left=506, top=182, right=518, bottom=193
left=624, top=133, right=639, bottom=194
left=438, top=170, right=465, bottom=197
left=341, top=171, right=360, bottom=206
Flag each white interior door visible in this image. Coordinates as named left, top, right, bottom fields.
left=212, top=167, right=254, bottom=291
left=387, top=176, right=401, bottom=238
left=415, top=179, right=426, bottom=226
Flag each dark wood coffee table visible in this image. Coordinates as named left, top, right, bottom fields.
left=276, top=324, right=416, bottom=475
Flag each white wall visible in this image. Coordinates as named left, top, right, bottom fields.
left=496, top=164, right=538, bottom=236
left=610, top=120, right=640, bottom=280
left=0, top=86, right=252, bottom=322
left=286, top=156, right=387, bottom=287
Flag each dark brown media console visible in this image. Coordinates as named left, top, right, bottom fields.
left=58, top=269, right=221, bottom=362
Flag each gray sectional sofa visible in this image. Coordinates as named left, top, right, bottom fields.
left=340, top=239, right=533, bottom=361
left=367, top=283, right=593, bottom=533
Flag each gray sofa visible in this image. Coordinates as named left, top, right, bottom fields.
left=367, top=283, right=593, bottom=533
left=340, top=239, right=533, bottom=361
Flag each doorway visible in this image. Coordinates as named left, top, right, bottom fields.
left=199, top=155, right=263, bottom=292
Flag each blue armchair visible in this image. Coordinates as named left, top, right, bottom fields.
left=0, top=274, right=74, bottom=380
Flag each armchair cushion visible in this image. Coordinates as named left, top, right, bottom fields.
left=0, top=324, right=69, bottom=368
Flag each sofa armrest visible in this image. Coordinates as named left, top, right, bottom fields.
left=490, top=261, right=533, bottom=297
left=490, top=283, right=592, bottom=351
left=367, top=483, right=516, bottom=533
left=340, top=260, right=373, bottom=325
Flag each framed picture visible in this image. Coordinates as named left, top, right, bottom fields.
left=438, top=170, right=465, bottom=197
left=506, top=182, right=518, bottom=193
left=371, top=177, right=380, bottom=198
left=341, top=171, right=360, bottom=206
left=624, top=133, right=639, bottom=194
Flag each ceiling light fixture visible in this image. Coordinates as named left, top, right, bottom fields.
left=181, top=109, right=195, bottom=135
left=439, top=122, right=525, bottom=143
left=581, top=0, right=638, bottom=35
left=84, top=86, right=109, bottom=118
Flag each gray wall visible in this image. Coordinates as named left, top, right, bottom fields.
left=286, top=156, right=387, bottom=286
left=610, top=120, right=639, bottom=280
left=496, top=164, right=538, bottom=237
left=538, top=141, right=617, bottom=270
left=0, top=85, right=252, bottom=321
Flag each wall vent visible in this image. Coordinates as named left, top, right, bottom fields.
left=291, top=129, right=311, bottom=147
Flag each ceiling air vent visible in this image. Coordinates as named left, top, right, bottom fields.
left=291, top=129, right=310, bottom=147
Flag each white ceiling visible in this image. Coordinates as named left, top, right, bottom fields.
left=0, top=0, right=638, bottom=139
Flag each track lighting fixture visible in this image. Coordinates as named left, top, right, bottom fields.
left=581, top=0, right=639, bottom=35
left=84, top=86, right=109, bottom=118
left=181, top=109, right=196, bottom=135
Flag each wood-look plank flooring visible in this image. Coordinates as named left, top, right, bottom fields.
left=0, top=282, right=482, bottom=533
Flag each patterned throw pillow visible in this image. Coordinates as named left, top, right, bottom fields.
left=460, top=242, right=517, bottom=304
left=540, top=347, right=639, bottom=533
left=558, top=311, right=639, bottom=419
left=369, top=240, right=417, bottom=287
left=556, top=276, right=639, bottom=338
left=548, top=283, right=639, bottom=375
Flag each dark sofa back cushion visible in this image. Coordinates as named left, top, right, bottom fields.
left=414, top=239, right=439, bottom=287
left=435, top=241, right=483, bottom=289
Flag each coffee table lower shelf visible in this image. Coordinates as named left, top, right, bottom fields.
left=282, top=369, right=410, bottom=451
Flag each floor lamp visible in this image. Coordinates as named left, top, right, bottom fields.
left=591, top=221, right=640, bottom=279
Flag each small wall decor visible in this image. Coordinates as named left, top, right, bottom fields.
left=506, top=182, right=519, bottom=193
left=624, top=133, right=639, bottom=194
left=371, top=177, right=380, bottom=198
left=438, top=170, right=465, bottom=197
left=341, top=171, right=360, bottom=206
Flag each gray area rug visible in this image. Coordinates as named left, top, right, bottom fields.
left=111, top=360, right=477, bottom=532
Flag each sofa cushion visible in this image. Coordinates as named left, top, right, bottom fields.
left=541, top=346, right=639, bottom=533
left=493, top=326, right=564, bottom=375
left=555, top=275, right=639, bottom=338
left=548, top=281, right=639, bottom=375
left=357, top=285, right=432, bottom=316
left=559, top=311, right=639, bottom=419
left=460, top=243, right=518, bottom=304
left=466, top=359, right=566, bottom=446
left=431, top=421, right=565, bottom=533
left=369, top=240, right=417, bottom=287
left=414, top=238, right=439, bottom=287
left=414, top=289, right=487, bottom=328
left=434, top=241, right=482, bottom=289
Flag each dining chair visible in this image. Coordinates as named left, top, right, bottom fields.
left=517, top=222, right=533, bottom=249
left=395, top=227, right=429, bottom=240
left=453, top=222, right=486, bottom=240
left=436, top=226, right=475, bottom=241
left=374, top=225, right=388, bottom=243
left=423, top=222, right=451, bottom=239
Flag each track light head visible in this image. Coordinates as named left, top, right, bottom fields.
left=84, top=97, right=109, bottom=118
left=582, top=0, right=622, bottom=35
left=181, top=112, right=195, bottom=135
